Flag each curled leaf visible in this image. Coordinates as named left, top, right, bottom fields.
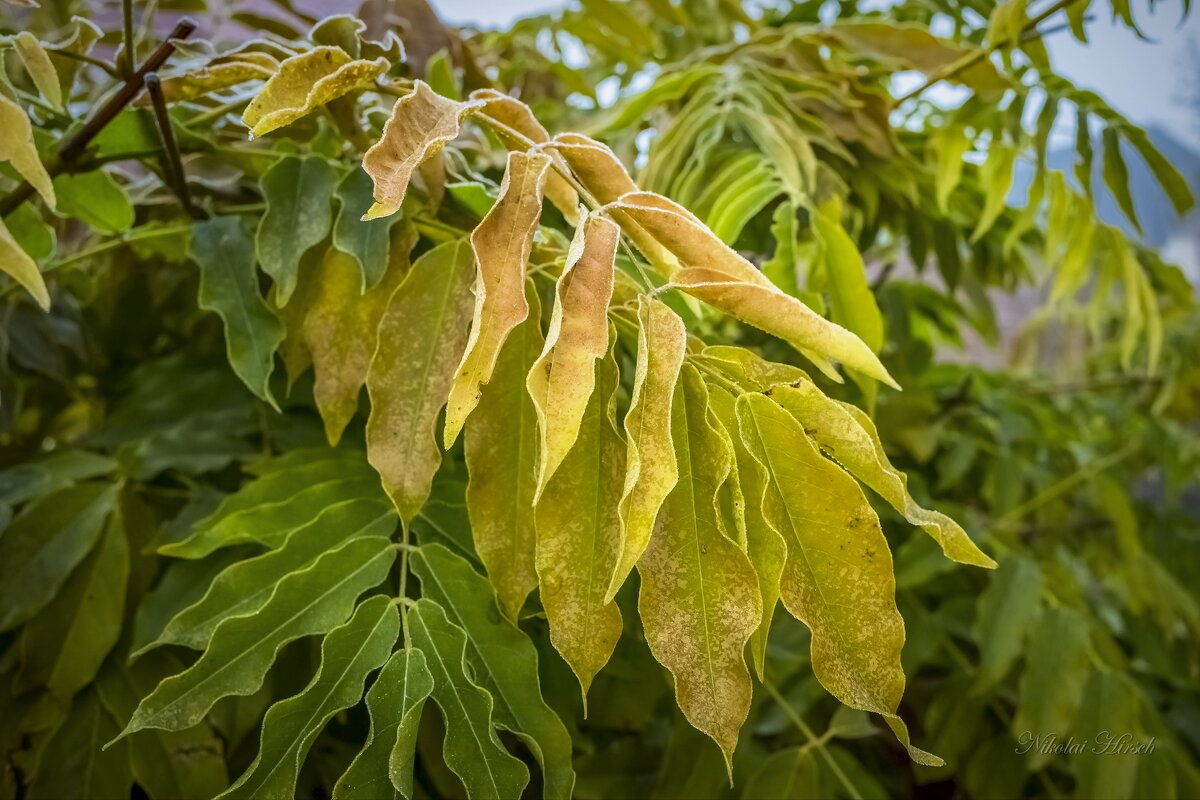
left=527, top=215, right=618, bottom=497
left=470, top=89, right=581, bottom=224
left=608, top=297, right=686, bottom=601
left=361, top=81, right=483, bottom=219
left=445, top=150, right=551, bottom=445
left=242, top=46, right=388, bottom=137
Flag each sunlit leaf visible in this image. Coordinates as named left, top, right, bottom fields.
left=0, top=215, right=49, bottom=309
left=0, top=92, right=55, bottom=209
left=13, top=33, right=62, bottom=110
left=445, top=150, right=551, bottom=445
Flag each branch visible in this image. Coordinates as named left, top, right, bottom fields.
left=895, top=0, right=1085, bottom=104
left=0, top=17, right=197, bottom=219
left=145, top=72, right=200, bottom=218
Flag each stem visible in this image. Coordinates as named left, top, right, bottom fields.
left=398, top=521, right=412, bottom=647
left=145, top=71, right=199, bottom=218
left=896, top=0, right=1085, bottom=103
left=121, top=0, right=138, bottom=77
left=47, top=48, right=120, bottom=79
left=0, top=17, right=197, bottom=219
left=762, top=678, right=863, bottom=800
left=996, top=445, right=1134, bottom=526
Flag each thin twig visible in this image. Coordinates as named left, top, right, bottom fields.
left=0, top=17, right=197, bottom=219
left=121, top=0, right=138, bottom=77
left=145, top=72, right=199, bottom=218
left=762, top=677, right=864, bottom=800
left=47, top=48, right=120, bottom=79
left=896, top=0, right=1085, bottom=103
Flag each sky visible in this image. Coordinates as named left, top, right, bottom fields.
left=429, top=0, right=1200, bottom=151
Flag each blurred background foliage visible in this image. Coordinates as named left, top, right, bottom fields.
left=0, top=0, right=1198, bottom=798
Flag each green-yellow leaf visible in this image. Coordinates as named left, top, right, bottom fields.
left=737, top=392, right=941, bottom=766
left=772, top=383, right=996, bottom=568
left=191, top=216, right=286, bottom=408
left=14, top=33, right=62, bottom=110
left=366, top=239, right=475, bottom=523
left=0, top=92, right=55, bottom=209
left=811, top=199, right=884, bottom=354
left=970, top=143, right=1016, bottom=243
left=407, top=598, right=531, bottom=800
left=637, top=365, right=761, bottom=772
left=933, top=124, right=973, bottom=213
left=361, top=81, right=483, bottom=219
left=219, top=595, right=400, bottom=799
left=302, top=240, right=415, bottom=445
left=1012, top=606, right=1091, bottom=770
left=332, top=648, right=433, bottom=800
left=465, top=283, right=544, bottom=621
left=973, top=555, right=1044, bottom=691
left=445, top=150, right=551, bottom=445
left=242, top=46, right=388, bottom=137
left=27, top=690, right=132, bottom=800
left=0, top=214, right=49, bottom=309
left=608, top=297, right=686, bottom=601
left=256, top=155, right=338, bottom=305
left=535, top=349, right=625, bottom=699
left=527, top=214, right=618, bottom=496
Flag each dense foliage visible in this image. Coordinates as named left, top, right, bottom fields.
left=0, top=0, right=1197, bottom=798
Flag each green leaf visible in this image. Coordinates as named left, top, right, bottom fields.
left=407, top=598, right=531, bottom=800
left=0, top=214, right=49, bottom=309
left=191, top=216, right=286, bottom=407
left=13, top=32, right=62, bottom=110
left=15, top=508, right=128, bottom=695
left=812, top=200, right=883, bottom=354
left=53, top=169, right=134, bottom=234
left=0, top=482, right=116, bottom=632
left=638, top=365, right=761, bottom=771
left=6, top=200, right=56, bottom=261
left=132, top=548, right=246, bottom=652
left=411, top=543, right=576, bottom=800
left=464, top=283, right=544, bottom=621
left=256, top=155, right=338, bottom=304
left=1119, top=124, right=1195, bottom=215
left=333, top=168, right=400, bottom=289
left=609, top=298, right=686, bottom=602
left=973, top=555, right=1044, bottom=691
left=366, top=238, right=475, bottom=524
left=1071, top=671, right=1142, bottom=800
left=0, top=92, right=55, bottom=209
left=146, top=499, right=394, bottom=652
left=27, top=689, right=132, bottom=800
left=1013, top=605, right=1092, bottom=770
left=117, top=536, right=396, bottom=738
left=742, top=747, right=824, bottom=800
left=737, top=392, right=940, bottom=766
left=932, top=125, right=972, bottom=213
left=96, top=651, right=229, bottom=800
left=1101, top=126, right=1142, bottom=235
left=534, top=349, right=625, bottom=698
left=970, top=143, right=1016, bottom=243
left=332, top=648, right=434, bottom=800
left=160, top=446, right=381, bottom=558
left=219, top=595, right=400, bottom=799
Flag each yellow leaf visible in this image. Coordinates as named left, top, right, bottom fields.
left=604, top=191, right=897, bottom=387
left=637, top=365, right=761, bottom=773
left=366, top=239, right=475, bottom=524
left=0, top=93, right=55, bottom=210
left=469, top=89, right=582, bottom=225
left=737, top=392, right=942, bottom=766
left=361, top=81, right=484, bottom=220
left=242, top=46, right=388, bottom=138
left=466, top=283, right=545, bottom=622
left=14, top=33, right=62, bottom=110
left=607, top=297, right=686, bottom=602
left=304, top=236, right=415, bottom=446
left=444, top=150, right=551, bottom=446
left=535, top=348, right=624, bottom=701
left=549, top=134, right=677, bottom=272
left=0, top=216, right=49, bottom=309
left=526, top=215, right=618, bottom=498
left=772, top=383, right=997, bottom=568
